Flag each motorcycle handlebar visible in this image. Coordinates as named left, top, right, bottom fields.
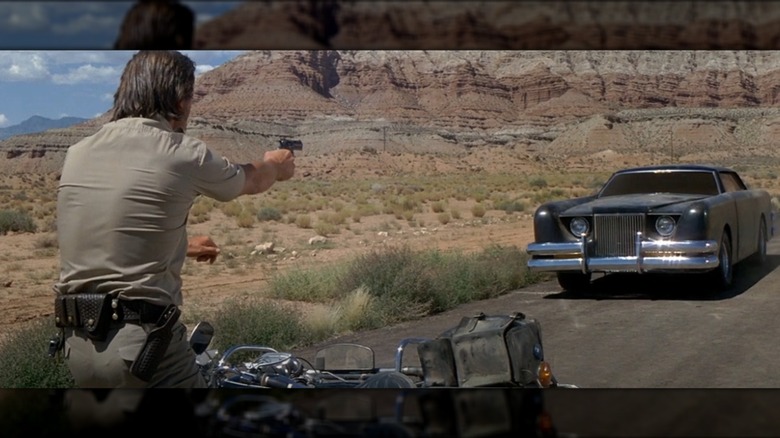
left=260, top=374, right=309, bottom=389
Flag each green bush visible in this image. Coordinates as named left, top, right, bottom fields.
left=529, top=177, right=548, bottom=189
left=269, top=265, right=347, bottom=302
left=0, top=209, right=37, bottom=235
left=0, top=318, right=74, bottom=388
left=257, top=207, right=283, bottom=222
left=494, top=199, right=526, bottom=214
left=5, top=244, right=547, bottom=387
left=211, top=297, right=309, bottom=351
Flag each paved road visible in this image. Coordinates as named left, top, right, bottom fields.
left=293, top=235, right=780, bottom=389
left=289, top=234, right=780, bottom=436
left=288, top=233, right=780, bottom=437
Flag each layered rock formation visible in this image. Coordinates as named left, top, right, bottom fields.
left=4, top=50, right=780, bottom=175
left=193, top=1, right=780, bottom=50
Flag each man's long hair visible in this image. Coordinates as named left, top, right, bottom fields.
left=111, top=50, right=196, bottom=122
left=114, top=0, right=195, bottom=50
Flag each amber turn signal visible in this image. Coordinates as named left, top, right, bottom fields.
left=538, top=361, right=554, bottom=388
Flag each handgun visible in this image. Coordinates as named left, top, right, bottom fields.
left=279, top=139, right=303, bottom=152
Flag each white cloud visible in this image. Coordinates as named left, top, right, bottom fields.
left=46, top=51, right=131, bottom=66
left=0, top=114, right=10, bottom=127
left=0, top=50, right=239, bottom=86
left=94, top=112, right=105, bottom=118
left=195, top=65, right=215, bottom=76
left=0, top=52, right=49, bottom=81
left=101, top=92, right=114, bottom=102
left=52, top=64, right=122, bottom=85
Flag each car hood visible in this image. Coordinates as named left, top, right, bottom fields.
left=562, top=193, right=707, bottom=215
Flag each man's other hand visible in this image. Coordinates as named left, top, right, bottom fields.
left=187, top=235, right=220, bottom=264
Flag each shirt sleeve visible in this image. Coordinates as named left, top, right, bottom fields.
left=190, top=147, right=245, bottom=202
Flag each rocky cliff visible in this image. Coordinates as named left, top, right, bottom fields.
left=193, top=1, right=780, bottom=50
left=4, top=50, right=780, bottom=175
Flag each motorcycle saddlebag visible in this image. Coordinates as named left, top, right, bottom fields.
left=419, top=312, right=544, bottom=387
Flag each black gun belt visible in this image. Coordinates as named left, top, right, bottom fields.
left=117, top=300, right=168, bottom=324
left=54, top=294, right=168, bottom=330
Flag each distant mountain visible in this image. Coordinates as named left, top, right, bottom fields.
left=0, top=116, right=89, bottom=141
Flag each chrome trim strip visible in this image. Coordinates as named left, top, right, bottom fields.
left=528, top=255, right=720, bottom=272
left=527, top=239, right=720, bottom=273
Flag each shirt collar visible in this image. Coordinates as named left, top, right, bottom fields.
left=112, top=114, right=177, bottom=133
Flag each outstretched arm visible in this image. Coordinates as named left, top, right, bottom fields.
left=240, top=149, right=295, bottom=195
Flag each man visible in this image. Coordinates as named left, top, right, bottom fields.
left=53, top=50, right=295, bottom=388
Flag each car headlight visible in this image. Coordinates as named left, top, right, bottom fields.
left=655, top=216, right=676, bottom=237
left=569, top=217, right=590, bottom=237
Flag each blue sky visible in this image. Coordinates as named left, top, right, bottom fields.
left=0, top=2, right=244, bottom=49
left=0, top=50, right=244, bottom=127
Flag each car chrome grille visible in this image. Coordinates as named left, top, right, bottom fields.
left=593, top=214, right=644, bottom=257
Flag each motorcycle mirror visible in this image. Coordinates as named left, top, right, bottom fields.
left=189, top=321, right=214, bottom=355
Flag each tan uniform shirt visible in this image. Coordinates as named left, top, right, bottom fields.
left=54, top=116, right=245, bottom=306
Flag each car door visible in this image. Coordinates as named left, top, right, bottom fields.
left=720, top=171, right=758, bottom=261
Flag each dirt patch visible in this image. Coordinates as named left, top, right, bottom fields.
left=0, top=188, right=536, bottom=342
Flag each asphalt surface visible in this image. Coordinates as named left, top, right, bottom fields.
left=294, top=235, right=780, bottom=389
left=287, top=229, right=780, bottom=436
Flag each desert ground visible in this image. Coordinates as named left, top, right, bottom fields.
left=0, top=150, right=556, bottom=339
left=2, top=147, right=779, bottom=344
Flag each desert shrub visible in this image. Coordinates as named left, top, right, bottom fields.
left=338, top=245, right=538, bottom=325
left=236, top=211, right=255, bottom=228
left=257, top=207, right=282, bottom=222
left=532, top=190, right=562, bottom=205
left=295, top=214, right=313, bottom=229
left=0, top=318, right=74, bottom=388
left=0, top=209, right=37, bottom=235
left=450, top=209, right=461, bottom=220
left=529, top=177, right=548, bottom=189
left=220, top=200, right=244, bottom=217
left=431, top=201, right=446, bottom=213
left=333, top=286, right=383, bottom=331
left=269, top=264, right=348, bottom=303
left=262, top=245, right=544, bottom=347
left=437, top=212, right=451, bottom=225
left=494, top=199, right=526, bottom=214
left=34, top=233, right=59, bottom=249
left=314, top=221, right=339, bottom=236
left=471, top=203, right=486, bottom=218
left=319, top=211, right=348, bottom=226
left=211, top=297, right=308, bottom=351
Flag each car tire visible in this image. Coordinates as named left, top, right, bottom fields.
left=748, top=218, right=768, bottom=266
left=557, top=272, right=591, bottom=293
left=708, top=232, right=733, bottom=290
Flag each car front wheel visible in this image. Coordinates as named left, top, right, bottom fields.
left=708, top=232, right=733, bottom=290
left=557, top=272, right=592, bottom=293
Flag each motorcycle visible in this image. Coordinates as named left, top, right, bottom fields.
left=188, top=312, right=578, bottom=390
left=191, top=322, right=439, bottom=389
left=188, top=312, right=578, bottom=437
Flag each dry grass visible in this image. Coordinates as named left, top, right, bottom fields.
left=2, top=159, right=779, bottom=338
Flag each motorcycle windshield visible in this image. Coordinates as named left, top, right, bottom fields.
left=314, top=343, right=375, bottom=372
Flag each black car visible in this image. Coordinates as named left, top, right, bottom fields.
left=526, top=164, right=774, bottom=292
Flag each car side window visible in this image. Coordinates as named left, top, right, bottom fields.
left=720, top=172, right=746, bottom=192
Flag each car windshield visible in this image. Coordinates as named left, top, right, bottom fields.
left=599, top=170, right=720, bottom=197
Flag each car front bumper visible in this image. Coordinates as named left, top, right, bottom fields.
left=526, top=235, right=720, bottom=274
